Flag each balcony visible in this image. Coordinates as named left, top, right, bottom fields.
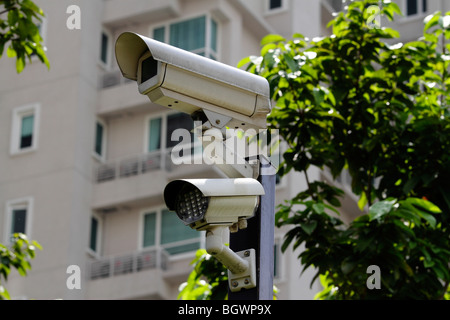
left=95, top=152, right=174, bottom=184
left=97, top=71, right=151, bottom=116
left=87, top=248, right=175, bottom=299
left=99, top=69, right=132, bottom=90
left=92, top=151, right=221, bottom=211
left=90, top=247, right=170, bottom=280
left=87, top=245, right=200, bottom=299
left=103, top=0, right=181, bottom=27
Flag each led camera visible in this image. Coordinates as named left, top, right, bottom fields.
left=164, top=178, right=264, bottom=231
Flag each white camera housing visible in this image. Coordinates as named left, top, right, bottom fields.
left=164, top=178, right=263, bottom=292
left=115, top=32, right=271, bottom=130
left=163, top=178, right=264, bottom=231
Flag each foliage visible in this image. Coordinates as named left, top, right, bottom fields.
left=178, top=249, right=229, bottom=300
left=238, top=0, right=450, bottom=299
left=0, top=0, right=49, bottom=72
left=0, top=233, right=42, bottom=300
left=178, top=248, right=279, bottom=300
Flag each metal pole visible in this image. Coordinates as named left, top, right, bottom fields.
left=229, top=156, right=276, bottom=300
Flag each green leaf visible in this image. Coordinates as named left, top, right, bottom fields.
left=283, top=53, right=298, bottom=72
left=406, top=198, right=441, bottom=214
left=400, top=198, right=439, bottom=228
left=312, top=203, right=325, bottom=214
left=261, top=34, right=285, bottom=46
left=301, top=220, right=318, bottom=235
left=388, top=2, right=402, bottom=16
left=261, top=43, right=277, bottom=57
left=424, top=13, right=440, bottom=31
left=237, top=56, right=251, bottom=69
left=312, top=87, right=325, bottom=105
left=369, top=199, right=397, bottom=221
left=8, top=9, right=19, bottom=26
left=357, top=192, right=368, bottom=211
left=0, top=285, right=11, bottom=300
left=16, top=56, right=25, bottom=73
left=301, top=64, right=318, bottom=80
left=6, top=46, right=16, bottom=58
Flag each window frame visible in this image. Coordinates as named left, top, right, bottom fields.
left=144, top=111, right=195, bottom=152
left=10, top=103, right=40, bottom=156
left=87, top=213, right=103, bottom=257
left=144, top=111, right=202, bottom=167
left=138, top=206, right=203, bottom=259
left=265, top=0, right=288, bottom=15
left=4, top=197, right=34, bottom=244
left=149, top=13, right=219, bottom=61
left=93, top=118, right=107, bottom=162
left=402, top=0, right=428, bottom=18
left=143, top=110, right=169, bottom=154
left=99, top=28, right=113, bottom=69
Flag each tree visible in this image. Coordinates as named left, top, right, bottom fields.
left=0, top=0, right=46, bottom=300
left=178, top=249, right=229, bottom=300
left=0, top=233, right=42, bottom=300
left=0, top=0, right=49, bottom=73
left=237, top=0, right=450, bottom=299
left=178, top=249, right=279, bottom=300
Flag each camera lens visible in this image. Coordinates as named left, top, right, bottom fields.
left=175, top=184, right=209, bottom=224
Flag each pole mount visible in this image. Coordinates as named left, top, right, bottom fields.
left=228, top=249, right=257, bottom=292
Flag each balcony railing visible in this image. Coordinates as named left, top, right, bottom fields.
left=99, top=69, right=133, bottom=89
left=90, top=248, right=170, bottom=280
left=95, top=152, right=174, bottom=183
left=323, top=0, right=345, bottom=13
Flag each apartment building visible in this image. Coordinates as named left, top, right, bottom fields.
left=0, top=0, right=441, bottom=300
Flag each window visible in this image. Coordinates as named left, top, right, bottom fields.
left=141, top=208, right=201, bottom=255
left=405, top=0, right=427, bottom=16
left=10, top=103, right=40, bottom=155
left=146, top=112, right=202, bottom=167
left=89, top=215, right=102, bottom=254
left=99, top=29, right=112, bottom=67
left=20, top=114, right=34, bottom=149
left=269, top=0, right=283, bottom=10
left=152, top=15, right=218, bottom=60
left=266, top=0, right=287, bottom=13
left=94, top=120, right=106, bottom=160
left=4, top=198, right=33, bottom=243
left=146, top=112, right=197, bottom=154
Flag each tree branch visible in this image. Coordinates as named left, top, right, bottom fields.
left=0, top=6, right=18, bottom=16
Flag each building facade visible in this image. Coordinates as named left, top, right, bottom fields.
left=0, top=0, right=443, bottom=300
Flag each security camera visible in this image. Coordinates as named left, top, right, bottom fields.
left=115, top=32, right=271, bottom=130
left=163, top=178, right=264, bottom=292
left=163, top=178, right=264, bottom=231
